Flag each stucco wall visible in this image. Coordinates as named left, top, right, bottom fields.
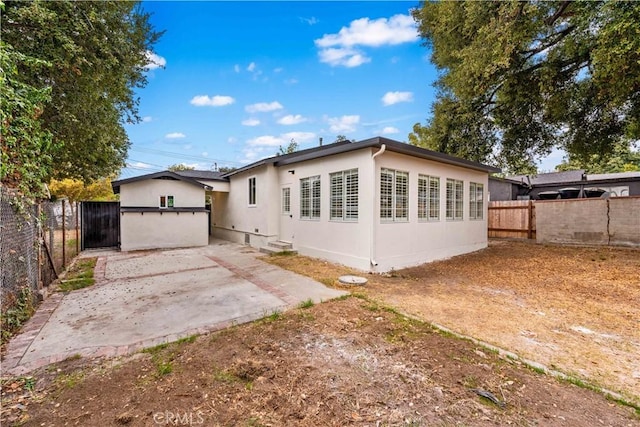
left=276, top=150, right=374, bottom=270
left=211, top=165, right=279, bottom=248
left=120, top=212, right=209, bottom=251
left=373, top=151, right=489, bottom=272
left=119, top=178, right=207, bottom=251
left=536, top=196, right=640, bottom=247
left=120, top=179, right=205, bottom=207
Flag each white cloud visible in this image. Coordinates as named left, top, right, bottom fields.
left=318, top=47, right=370, bottom=68
left=245, top=101, right=283, bottom=113
left=273, top=67, right=283, bottom=73
left=228, top=137, right=237, bottom=144
left=327, top=115, right=360, bottom=133
left=316, top=15, right=417, bottom=48
left=247, top=135, right=284, bottom=147
left=382, top=91, right=414, bottom=106
left=278, top=114, right=307, bottom=125
left=247, top=62, right=256, bottom=72
left=234, top=64, right=240, bottom=73
left=142, top=116, right=153, bottom=123
left=144, top=51, right=166, bottom=70
left=202, top=152, right=209, bottom=157
left=300, top=16, right=319, bottom=25
left=242, top=118, right=261, bottom=126
left=130, top=161, right=153, bottom=169
left=381, top=126, right=399, bottom=135
left=183, top=144, right=192, bottom=150
left=165, top=132, right=186, bottom=139
left=190, top=95, right=235, bottom=107
left=285, top=78, right=299, bottom=85
left=315, top=14, right=417, bottom=68
left=282, top=132, right=316, bottom=143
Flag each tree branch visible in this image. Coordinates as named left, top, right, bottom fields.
left=545, top=1, right=573, bottom=26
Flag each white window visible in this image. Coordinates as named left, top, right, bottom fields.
left=330, top=169, right=358, bottom=221
left=469, top=182, right=484, bottom=220
left=300, top=175, right=320, bottom=220
left=446, top=179, right=464, bottom=220
left=248, top=177, right=256, bottom=206
left=159, top=195, right=174, bottom=209
left=282, top=187, right=290, bottom=214
left=380, top=168, right=408, bottom=222
left=418, top=175, right=440, bottom=221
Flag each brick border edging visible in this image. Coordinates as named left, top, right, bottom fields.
left=207, top=255, right=299, bottom=306
left=3, top=305, right=287, bottom=376
left=3, top=253, right=301, bottom=377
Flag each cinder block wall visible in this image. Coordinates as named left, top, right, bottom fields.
left=536, top=196, right=640, bottom=247
left=609, top=197, right=640, bottom=246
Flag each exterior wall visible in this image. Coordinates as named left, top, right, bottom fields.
left=373, top=151, right=489, bottom=272
left=120, top=179, right=205, bottom=208
left=535, top=196, right=640, bottom=247
left=488, top=179, right=519, bottom=201
left=211, top=165, right=279, bottom=248
left=276, top=150, right=374, bottom=270
left=120, top=212, right=208, bottom=251
left=119, top=178, right=207, bottom=251
left=214, top=148, right=491, bottom=272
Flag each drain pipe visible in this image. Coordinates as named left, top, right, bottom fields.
left=370, top=144, right=386, bottom=269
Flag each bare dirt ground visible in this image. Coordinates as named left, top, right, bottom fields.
left=1, top=240, right=639, bottom=426
left=266, top=240, right=640, bottom=406
left=2, top=297, right=639, bottom=427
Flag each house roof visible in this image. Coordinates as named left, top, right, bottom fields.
left=587, top=171, right=640, bottom=182
left=507, top=170, right=586, bottom=186
left=504, top=170, right=640, bottom=188
left=226, top=137, right=501, bottom=176
left=173, top=170, right=227, bottom=181
left=111, top=171, right=214, bottom=194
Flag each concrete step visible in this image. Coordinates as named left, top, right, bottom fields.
left=259, top=241, right=296, bottom=255
left=268, top=241, right=293, bottom=250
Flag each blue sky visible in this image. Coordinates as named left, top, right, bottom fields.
left=122, top=1, right=563, bottom=178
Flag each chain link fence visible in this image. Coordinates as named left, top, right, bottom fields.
left=1, top=186, right=80, bottom=342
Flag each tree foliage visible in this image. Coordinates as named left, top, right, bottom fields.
left=1, top=0, right=162, bottom=189
left=278, top=140, right=299, bottom=155
left=0, top=39, right=54, bottom=198
left=49, top=178, right=116, bottom=202
left=168, top=163, right=195, bottom=172
left=410, top=1, right=640, bottom=174
left=556, top=141, right=640, bottom=174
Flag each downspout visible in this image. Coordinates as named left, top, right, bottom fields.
left=370, top=144, right=386, bottom=269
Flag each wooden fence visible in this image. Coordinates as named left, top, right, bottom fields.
left=488, top=200, right=536, bottom=239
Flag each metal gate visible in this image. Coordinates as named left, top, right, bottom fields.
left=80, top=201, right=120, bottom=250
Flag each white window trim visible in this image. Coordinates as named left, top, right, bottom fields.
left=330, top=169, right=358, bottom=222
left=300, top=175, right=320, bottom=220
left=446, top=178, right=464, bottom=221
left=159, top=195, right=174, bottom=209
left=380, top=168, right=409, bottom=223
left=282, top=187, right=291, bottom=215
left=418, top=175, right=440, bottom=222
left=469, top=182, right=484, bottom=220
left=248, top=176, right=257, bottom=207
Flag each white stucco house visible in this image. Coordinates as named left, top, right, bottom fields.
left=112, top=137, right=500, bottom=272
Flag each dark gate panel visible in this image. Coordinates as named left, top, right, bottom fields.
left=81, top=201, right=120, bottom=250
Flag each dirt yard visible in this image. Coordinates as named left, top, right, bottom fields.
left=2, top=296, right=639, bottom=426
left=266, top=240, right=640, bottom=406
left=1, top=240, right=639, bottom=426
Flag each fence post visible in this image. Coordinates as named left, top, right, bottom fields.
left=527, top=200, right=533, bottom=240
left=75, top=201, right=79, bottom=254
left=62, top=199, right=66, bottom=267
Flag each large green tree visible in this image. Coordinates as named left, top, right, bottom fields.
left=410, top=1, right=640, bottom=174
left=1, top=1, right=162, bottom=187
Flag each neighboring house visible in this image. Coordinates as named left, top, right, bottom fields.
left=489, top=170, right=640, bottom=200
left=113, top=137, right=500, bottom=272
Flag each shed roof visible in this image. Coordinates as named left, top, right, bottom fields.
left=111, top=171, right=213, bottom=194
